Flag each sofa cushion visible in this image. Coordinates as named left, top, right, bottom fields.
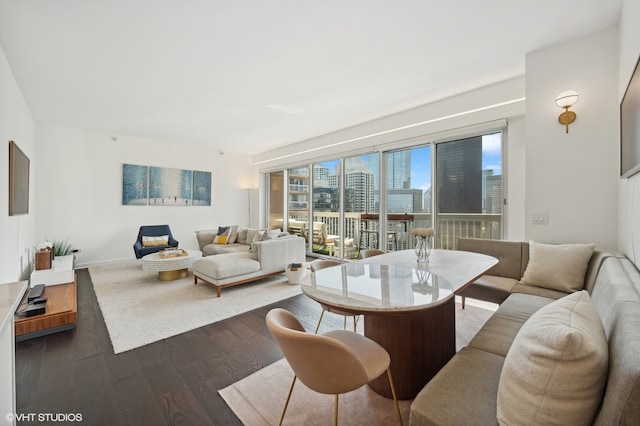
left=410, top=346, right=505, bottom=425
left=236, top=227, right=249, bottom=244
left=457, top=238, right=525, bottom=280
left=202, top=243, right=249, bottom=256
left=520, top=241, right=595, bottom=293
left=510, top=282, right=571, bottom=300
left=226, top=225, right=240, bottom=244
left=496, top=290, right=608, bottom=426
left=469, top=293, right=554, bottom=357
left=460, top=275, right=518, bottom=305
left=192, top=253, right=260, bottom=280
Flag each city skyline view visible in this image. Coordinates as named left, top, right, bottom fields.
left=316, top=132, right=502, bottom=196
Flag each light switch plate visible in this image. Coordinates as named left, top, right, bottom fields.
left=532, top=211, right=548, bottom=225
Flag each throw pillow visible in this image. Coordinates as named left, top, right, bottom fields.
left=520, top=241, right=595, bottom=292
left=245, top=228, right=264, bottom=246
left=213, top=235, right=228, bottom=245
left=261, top=228, right=281, bottom=241
left=236, top=227, right=248, bottom=244
left=496, top=290, right=608, bottom=426
left=213, top=227, right=231, bottom=244
left=226, top=225, right=240, bottom=244
left=248, top=230, right=266, bottom=254
left=142, top=235, right=169, bottom=247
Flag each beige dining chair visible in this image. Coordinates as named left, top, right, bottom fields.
left=266, top=308, right=403, bottom=426
left=309, top=259, right=359, bottom=333
left=359, top=248, right=385, bottom=259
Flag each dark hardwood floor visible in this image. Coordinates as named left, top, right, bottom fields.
left=15, top=267, right=339, bottom=425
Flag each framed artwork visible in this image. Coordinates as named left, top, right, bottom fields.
left=149, top=166, right=193, bottom=206
left=193, top=170, right=212, bottom=206
left=122, top=163, right=211, bottom=206
left=122, top=164, right=148, bottom=205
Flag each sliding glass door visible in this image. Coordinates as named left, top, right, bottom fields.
left=312, top=159, right=341, bottom=256
left=345, top=152, right=379, bottom=259
left=436, top=132, right=503, bottom=249
left=384, top=145, right=432, bottom=251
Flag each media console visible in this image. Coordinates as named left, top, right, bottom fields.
left=14, top=255, right=77, bottom=341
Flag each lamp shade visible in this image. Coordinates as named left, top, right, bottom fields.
left=555, top=90, right=579, bottom=108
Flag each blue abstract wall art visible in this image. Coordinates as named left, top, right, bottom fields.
left=122, top=163, right=211, bottom=206
left=193, top=170, right=212, bottom=206
left=122, top=164, right=149, bottom=205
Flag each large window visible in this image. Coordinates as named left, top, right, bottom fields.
left=312, top=159, right=341, bottom=256
left=265, top=130, right=503, bottom=257
left=384, top=145, right=431, bottom=251
left=436, top=132, right=503, bottom=249
left=345, top=152, right=379, bottom=259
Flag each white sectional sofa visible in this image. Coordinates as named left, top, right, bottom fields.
left=193, top=226, right=306, bottom=296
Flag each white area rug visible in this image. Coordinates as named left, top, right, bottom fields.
left=89, top=260, right=303, bottom=354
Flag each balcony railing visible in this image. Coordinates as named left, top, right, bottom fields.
left=272, top=212, right=501, bottom=258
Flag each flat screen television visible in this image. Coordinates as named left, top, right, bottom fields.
left=621, top=53, right=640, bottom=178
left=9, top=140, right=30, bottom=215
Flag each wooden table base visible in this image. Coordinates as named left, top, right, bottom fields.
left=364, top=297, right=456, bottom=400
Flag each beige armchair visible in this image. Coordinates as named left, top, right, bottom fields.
left=266, top=308, right=402, bottom=426
left=310, top=259, right=359, bottom=333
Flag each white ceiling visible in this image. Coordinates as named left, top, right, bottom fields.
left=0, top=1, right=622, bottom=155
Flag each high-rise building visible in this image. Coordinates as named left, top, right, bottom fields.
left=345, top=170, right=375, bottom=212
left=387, top=151, right=411, bottom=189
left=436, top=136, right=482, bottom=213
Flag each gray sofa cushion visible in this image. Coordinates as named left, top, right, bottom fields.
left=469, top=293, right=554, bottom=357
left=410, top=346, right=504, bottom=426
left=459, top=275, right=517, bottom=305
left=457, top=238, right=524, bottom=280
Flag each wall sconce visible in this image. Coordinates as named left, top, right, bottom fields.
left=555, top=90, right=579, bottom=133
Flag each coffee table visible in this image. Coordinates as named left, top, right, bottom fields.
left=303, top=249, right=497, bottom=400
left=141, top=249, right=202, bottom=281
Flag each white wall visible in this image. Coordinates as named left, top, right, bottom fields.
left=505, top=115, right=526, bottom=241
left=618, top=0, right=640, bottom=266
left=252, top=77, right=528, bottom=239
left=0, top=45, right=36, bottom=283
left=35, top=125, right=253, bottom=267
left=525, top=26, right=619, bottom=250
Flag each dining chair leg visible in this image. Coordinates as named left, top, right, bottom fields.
left=461, top=296, right=466, bottom=309
left=387, top=368, right=403, bottom=425
left=279, top=375, right=297, bottom=426
left=334, top=394, right=339, bottom=426
left=314, top=310, right=326, bottom=334
left=353, top=315, right=359, bottom=333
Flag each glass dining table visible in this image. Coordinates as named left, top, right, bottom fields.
left=303, top=249, right=497, bottom=400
